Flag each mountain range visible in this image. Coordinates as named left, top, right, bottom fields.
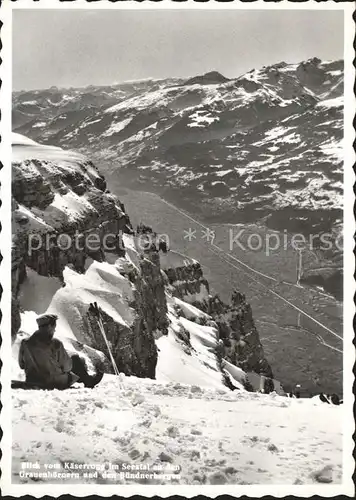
left=13, top=57, right=343, bottom=239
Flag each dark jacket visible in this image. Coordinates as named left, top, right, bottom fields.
left=19, top=331, right=73, bottom=388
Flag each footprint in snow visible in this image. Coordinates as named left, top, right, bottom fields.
left=152, top=405, right=161, bottom=417
left=54, top=419, right=65, bottom=433
left=192, top=473, right=206, bottom=484
left=208, top=471, right=228, bottom=484
left=131, top=394, right=145, bottom=406
left=139, top=418, right=152, bottom=428
left=225, top=466, right=238, bottom=475
left=267, top=443, right=279, bottom=453
left=311, top=465, right=334, bottom=483
left=167, top=425, right=179, bottom=438
left=279, top=402, right=289, bottom=408
left=158, top=451, right=173, bottom=463
left=128, top=448, right=141, bottom=460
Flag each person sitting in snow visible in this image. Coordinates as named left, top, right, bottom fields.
left=18, top=314, right=103, bottom=390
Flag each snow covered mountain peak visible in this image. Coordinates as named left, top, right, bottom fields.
left=184, top=70, right=230, bottom=86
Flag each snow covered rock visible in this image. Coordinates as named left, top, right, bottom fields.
left=12, top=134, right=131, bottom=293
left=158, top=251, right=279, bottom=392
left=161, top=251, right=210, bottom=304
left=11, top=137, right=166, bottom=380
left=161, top=253, right=274, bottom=386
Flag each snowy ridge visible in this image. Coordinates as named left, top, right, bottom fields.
left=12, top=132, right=87, bottom=164
left=12, top=133, right=125, bottom=236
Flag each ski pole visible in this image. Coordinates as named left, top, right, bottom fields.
left=89, top=302, right=122, bottom=384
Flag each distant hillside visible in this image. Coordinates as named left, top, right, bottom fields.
left=13, top=58, right=343, bottom=237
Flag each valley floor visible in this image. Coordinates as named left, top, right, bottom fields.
left=12, top=375, right=342, bottom=486
left=112, top=186, right=343, bottom=395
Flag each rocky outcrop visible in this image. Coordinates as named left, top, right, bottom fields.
left=203, top=291, right=273, bottom=378
left=135, top=250, right=169, bottom=337
left=296, top=57, right=326, bottom=89
left=12, top=161, right=55, bottom=208
left=161, top=256, right=273, bottom=380
left=85, top=305, right=157, bottom=379
left=11, top=136, right=165, bottom=380
left=11, top=139, right=132, bottom=297
left=163, top=259, right=209, bottom=303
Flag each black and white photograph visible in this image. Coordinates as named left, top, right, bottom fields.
left=0, top=2, right=354, bottom=496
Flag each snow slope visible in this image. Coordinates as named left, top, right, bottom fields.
left=156, top=329, right=223, bottom=389
left=12, top=374, right=343, bottom=486
left=156, top=299, right=233, bottom=389
left=15, top=261, right=135, bottom=338
left=12, top=132, right=87, bottom=165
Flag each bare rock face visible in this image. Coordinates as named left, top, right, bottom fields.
left=204, top=291, right=273, bottom=378
left=135, top=250, right=169, bottom=337
left=184, top=71, right=230, bottom=86
left=296, top=57, right=325, bottom=89
left=164, top=260, right=210, bottom=301
left=12, top=160, right=55, bottom=209
left=85, top=306, right=157, bottom=379
left=11, top=139, right=132, bottom=296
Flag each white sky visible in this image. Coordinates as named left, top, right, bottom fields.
left=13, top=9, right=344, bottom=90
